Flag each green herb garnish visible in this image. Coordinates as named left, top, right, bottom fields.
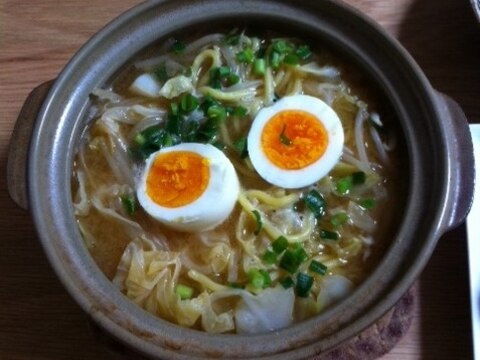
left=331, top=212, right=349, bottom=227
left=171, top=39, right=186, bottom=54
left=272, top=236, right=289, bottom=254
left=296, top=272, right=313, bottom=297
left=309, top=260, right=327, bottom=275
left=252, top=210, right=263, bottom=235
left=234, top=137, right=248, bottom=159
left=279, top=124, right=292, bottom=145
left=120, top=195, right=136, bottom=215
left=304, top=190, right=327, bottom=219
left=236, top=48, right=255, bottom=64
left=175, top=284, right=194, bottom=300
left=279, top=276, right=295, bottom=289
left=319, top=229, right=339, bottom=240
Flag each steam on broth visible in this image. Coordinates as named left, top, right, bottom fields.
left=72, top=29, right=403, bottom=334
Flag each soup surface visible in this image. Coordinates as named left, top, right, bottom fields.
left=72, top=29, right=404, bottom=334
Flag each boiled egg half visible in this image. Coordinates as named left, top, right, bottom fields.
left=137, top=143, right=240, bottom=232
left=248, top=95, right=344, bottom=188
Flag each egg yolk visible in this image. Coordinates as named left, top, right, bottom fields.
left=146, top=151, right=210, bottom=208
left=261, top=110, right=328, bottom=170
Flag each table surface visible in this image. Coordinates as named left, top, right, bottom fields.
left=1, top=0, right=479, bottom=359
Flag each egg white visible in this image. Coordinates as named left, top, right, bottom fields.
left=247, top=95, right=344, bottom=189
left=137, top=143, right=240, bottom=232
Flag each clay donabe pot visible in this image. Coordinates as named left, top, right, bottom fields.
left=7, top=0, right=475, bottom=359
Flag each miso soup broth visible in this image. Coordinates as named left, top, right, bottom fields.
left=72, top=29, right=406, bottom=334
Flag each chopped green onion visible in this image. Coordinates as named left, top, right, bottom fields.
left=292, top=245, right=308, bottom=264
left=272, top=40, right=293, bottom=54
left=336, top=176, right=353, bottom=195
left=180, top=94, right=199, bottom=113
left=153, top=65, right=168, bottom=81
left=171, top=40, right=186, bottom=54
left=262, top=250, right=277, bottom=264
left=283, top=53, right=300, bottom=65
left=234, top=137, right=248, bottom=159
left=279, top=276, right=295, bottom=289
left=120, top=195, right=136, bottom=215
left=269, top=51, right=281, bottom=69
left=170, top=102, right=179, bottom=116
left=224, top=28, right=240, bottom=45
left=358, top=198, right=376, bottom=210
left=304, top=190, right=327, bottom=219
left=207, top=105, right=227, bottom=122
left=295, top=45, right=312, bottom=60
left=218, top=66, right=231, bottom=77
left=309, top=260, right=327, bottom=275
left=279, top=250, right=301, bottom=274
left=352, top=171, right=366, bottom=185
left=248, top=269, right=271, bottom=289
left=133, top=133, right=146, bottom=146
left=232, top=106, right=248, bottom=118
left=175, top=284, right=194, bottom=300
left=228, top=282, right=245, bottom=289
left=319, top=229, right=339, bottom=240
left=236, top=48, right=254, bottom=64
left=253, top=58, right=266, bottom=76
left=226, top=73, right=240, bottom=86
left=296, top=272, right=313, bottom=297
left=331, top=212, right=349, bottom=227
left=279, top=246, right=307, bottom=274
left=272, top=236, right=289, bottom=254
left=252, top=210, right=263, bottom=235
left=279, top=124, right=292, bottom=145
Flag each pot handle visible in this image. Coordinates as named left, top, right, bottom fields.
left=7, top=80, right=55, bottom=211
left=436, top=92, right=475, bottom=230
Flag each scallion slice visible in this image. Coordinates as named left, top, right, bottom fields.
left=295, top=45, right=312, bottom=60
left=279, top=124, right=292, bottom=145
left=319, top=229, right=339, bottom=240
left=120, top=195, right=136, bottom=215
left=352, top=171, right=366, bottom=185
left=248, top=269, right=271, bottom=289
left=272, top=236, right=289, bottom=254
left=232, top=106, right=248, bottom=118
left=335, top=176, right=353, bottom=195
left=252, top=210, right=263, bottom=235
left=262, top=250, right=277, bottom=264
left=279, top=276, right=295, bottom=289
left=279, top=250, right=300, bottom=274
left=180, top=93, right=199, bottom=113
left=358, top=198, right=376, bottom=209
left=283, top=53, right=300, bottom=65
left=304, top=190, right=327, bottom=219
left=296, top=272, right=313, bottom=297
left=309, top=260, right=327, bottom=275
left=269, top=51, right=281, bottom=69
left=331, top=212, right=349, bottom=227
left=175, top=284, right=194, bottom=300
left=236, top=48, right=254, bottom=64
left=234, top=137, right=248, bottom=159
left=171, top=40, right=186, bottom=54
left=253, top=58, right=266, bottom=76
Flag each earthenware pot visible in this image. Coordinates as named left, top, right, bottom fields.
left=7, top=0, right=475, bottom=358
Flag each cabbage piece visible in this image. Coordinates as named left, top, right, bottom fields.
left=199, top=292, right=235, bottom=333
left=129, top=73, right=162, bottom=98
left=159, top=75, right=194, bottom=99
left=234, top=286, right=295, bottom=334
left=347, top=201, right=376, bottom=232
left=316, top=275, right=353, bottom=311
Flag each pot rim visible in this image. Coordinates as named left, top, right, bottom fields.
left=27, top=0, right=454, bottom=358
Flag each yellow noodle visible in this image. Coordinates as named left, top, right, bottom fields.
left=244, top=189, right=300, bottom=208
left=187, top=269, right=227, bottom=292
